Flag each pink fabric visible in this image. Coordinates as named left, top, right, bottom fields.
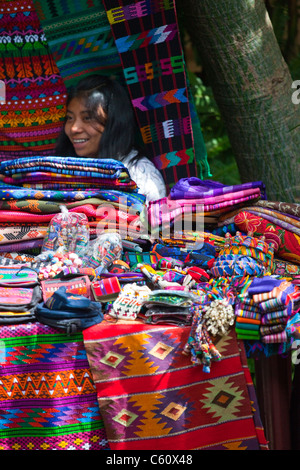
left=166, top=188, right=261, bottom=207
left=148, top=189, right=261, bottom=229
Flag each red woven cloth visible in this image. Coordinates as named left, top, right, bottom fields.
left=83, top=320, right=268, bottom=450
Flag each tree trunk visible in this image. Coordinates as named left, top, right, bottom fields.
left=177, top=0, right=300, bottom=203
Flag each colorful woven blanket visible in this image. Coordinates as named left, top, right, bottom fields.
left=148, top=186, right=262, bottom=232
left=0, top=223, right=47, bottom=245
left=32, top=0, right=122, bottom=87
left=170, top=178, right=267, bottom=200
left=0, top=322, right=109, bottom=450
left=234, top=210, right=300, bottom=265
left=102, top=0, right=201, bottom=186
left=0, top=187, right=146, bottom=206
left=83, top=321, right=268, bottom=450
left=0, top=156, right=131, bottom=179
left=0, top=180, right=147, bottom=261
left=0, top=0, right=67, bottom=162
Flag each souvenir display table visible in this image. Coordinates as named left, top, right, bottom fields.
left=0, top=0, right=298, bottom=452
left=0, top=156, right=300, bottom=450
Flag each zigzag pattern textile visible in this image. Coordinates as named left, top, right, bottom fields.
left=102, top=0, right=207, bottom=187
left=0, top=0, right=67, bottom=162
left=0, top=322, right=109, bottom=450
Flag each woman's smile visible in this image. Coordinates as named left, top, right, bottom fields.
left=72, top=138, right=89, bottom=149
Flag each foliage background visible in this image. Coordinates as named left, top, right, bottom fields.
left=180, top=0, right=300, bottom=185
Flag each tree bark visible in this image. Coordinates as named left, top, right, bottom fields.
left=177, top=0, right=300, bottom=203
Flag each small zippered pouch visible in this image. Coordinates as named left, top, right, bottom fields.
left=40, top=275, right=91, bottom=302
left=92, top=277, right=121, bottom=302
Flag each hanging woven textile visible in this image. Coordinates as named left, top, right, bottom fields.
left=32, top=0, right=123, bottom=88
left=101, top=0, right=209, bottom=188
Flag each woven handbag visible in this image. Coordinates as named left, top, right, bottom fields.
left=0, top=284, right=42, bottom=324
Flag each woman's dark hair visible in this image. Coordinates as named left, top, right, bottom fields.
left=55, top=74, right=142, bottom=162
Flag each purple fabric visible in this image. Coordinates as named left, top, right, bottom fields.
left=167, top=188, right=261, bottom=207
left=170, top=178, right=267, bottom=200
left=0, top=238, right=43, bottom=253
left=247, top=276, right=282, bottom=295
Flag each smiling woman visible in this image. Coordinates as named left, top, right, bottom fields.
left=55, top=75, right=166, bottom=203
left=64, top=96, right=106, bottom=158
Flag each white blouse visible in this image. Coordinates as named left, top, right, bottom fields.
left=122, top=151, right=166, bottom=204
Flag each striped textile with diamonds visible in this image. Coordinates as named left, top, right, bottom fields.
left=0, top=322, right=109, bottom=450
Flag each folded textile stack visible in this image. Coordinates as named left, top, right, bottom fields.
left=0, top=157, right=147, bottom=262
left=148, top=177, right=266, bottom=236
left=235, top=297, right=262, bottom=341
left=215, top=199, right=300, bottom=266
left=169, top=177, right=267, bottom=200
left=235, top=276, right=300, bottom=343
left=0, top=156, right=136, bottom=191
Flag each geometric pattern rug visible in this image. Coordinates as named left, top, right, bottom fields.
left=83, top=321, right=268, bottom=450
left=0, top=322, right=109, bottom=451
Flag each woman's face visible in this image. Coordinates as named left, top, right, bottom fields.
left=64, top=97, right=106, bottom=158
